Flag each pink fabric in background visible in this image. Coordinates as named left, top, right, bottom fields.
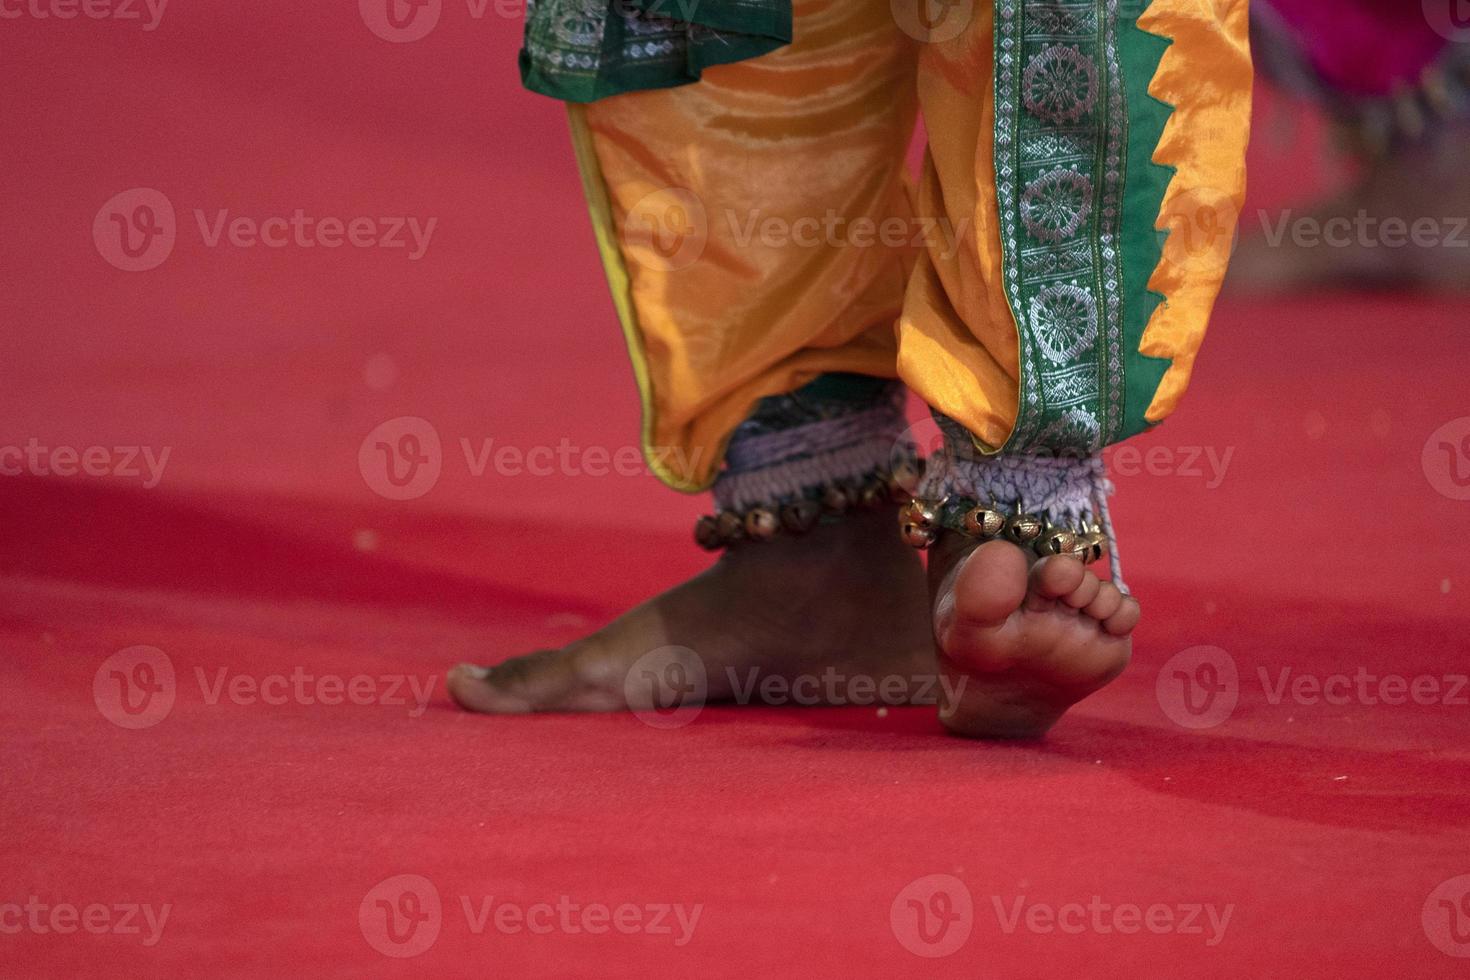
left=1261, top=0, right=1451, bottom=95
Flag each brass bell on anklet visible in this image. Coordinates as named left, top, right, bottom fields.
left=898, top=499, right=940, bottom=531
left=898, top=498, right=941, bottom=550
left=1035, top=526, right=1077, bottom=558
left=744, top=507, right=780, bottom=541
left=780, top=499, right=822, bottom=534
left=715, top=511, right=745, bottom=543
left=694, top=515, right=723, bottom=551
left=901, top=522, right=937, bottom=549
left=859, top=477, right=888, bottom=508
left=1005, top=512, right=1044, bottom=545
left=962, top=506, right=1006, bottom=538
left=1078, top=530, right=1107, bottom=564
left=820, top=484, right=851, bottom=514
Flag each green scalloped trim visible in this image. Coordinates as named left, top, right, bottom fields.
left=1116, top=9, right=1176, bottom=440
left=991, top=0, right=1180, bottom=454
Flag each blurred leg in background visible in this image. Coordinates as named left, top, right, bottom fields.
left=1233, top=0, right=1470, bottom=292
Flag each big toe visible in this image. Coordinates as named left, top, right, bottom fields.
left=449, top=646, right=620, bottom=714
left=949, top=540, right=1030, bottom=625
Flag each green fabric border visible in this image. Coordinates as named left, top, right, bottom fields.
left=1115, top=10, right=1176, bottom=441
left=989, top=0, right=1180, bottom=455
left=520, top=0, right=791, bottom=104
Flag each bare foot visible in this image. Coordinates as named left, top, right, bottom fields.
left=448, top=508, right=936, bottom=714
left=927, top=534, right=1140, bottom=739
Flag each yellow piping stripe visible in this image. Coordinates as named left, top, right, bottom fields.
left=565, top=104, right=704, bottom=492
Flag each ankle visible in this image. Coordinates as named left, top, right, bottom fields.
left=715, top=505, right=909, bottom=573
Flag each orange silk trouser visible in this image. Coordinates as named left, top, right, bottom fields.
left=568, top=0, right=1252, bottom=492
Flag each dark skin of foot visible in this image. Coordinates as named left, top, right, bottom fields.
left=448, top=508, right=937, bottom=713
left=450, top=511, right=1139, bottom=738
left=926, top=534, right=1140, bottom=739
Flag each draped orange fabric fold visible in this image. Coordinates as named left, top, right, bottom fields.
left=573, top=0, right=1251, bottom=491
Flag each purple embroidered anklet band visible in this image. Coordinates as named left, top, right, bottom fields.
left=899, top=415, right=1127, bottom=592
left=694, top=378, right=918, bottom=549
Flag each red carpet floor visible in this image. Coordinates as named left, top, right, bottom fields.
left=3, top=5, right=1470, bottom=977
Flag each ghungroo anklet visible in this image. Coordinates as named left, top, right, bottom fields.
left=695, top=458, right=922, bottom=550
left=898, top=496, right=1108, bottom=564
left=904, top=414, right=1129, bottom=592
left=694, top=375, right=917, bottom=551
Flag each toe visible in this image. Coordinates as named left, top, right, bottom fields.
left=1061, top=570, right=1101, bottom=610
left=448, top=662, right=526, bottom=714
left=947, top=539, right=1030, bottom=627
left=448, top=647, right=586, bottom=714
left=1084, top=582, right=1123, bottom=622
left=1103, top=596, right=1142, bottom=636
left=1031, top=555, right=1087, bottom=600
